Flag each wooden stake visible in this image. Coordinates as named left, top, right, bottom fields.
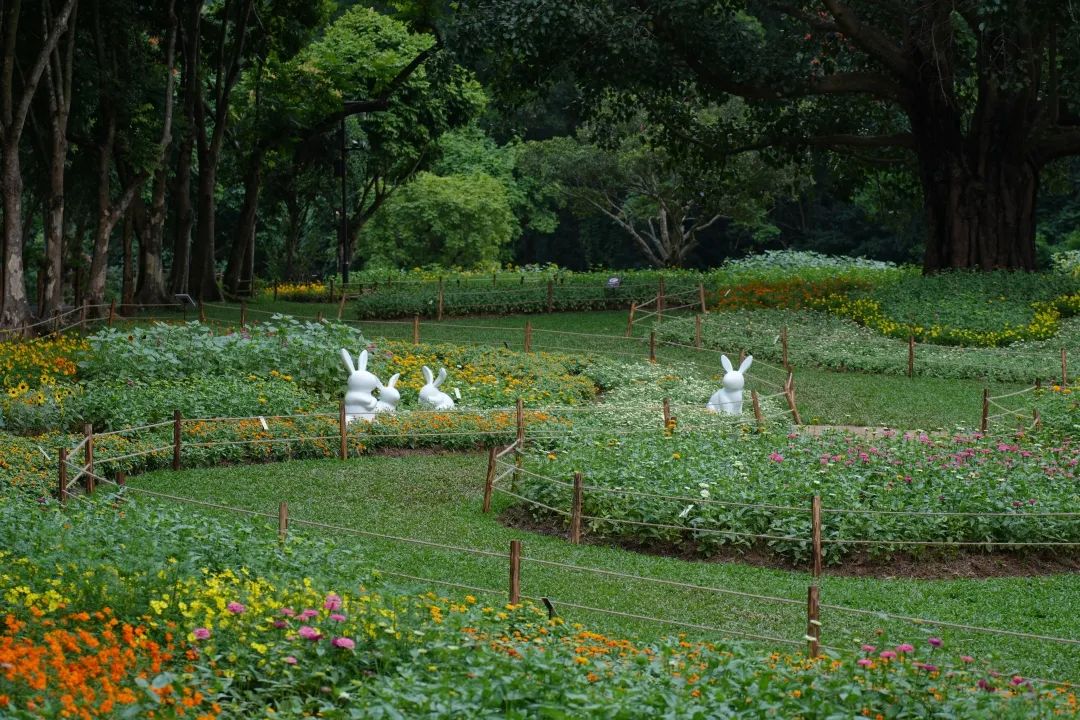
left=698, top=283, right=707, bottom=313
left=751, top=389, right=764, bottom=430
left=337, top=292, right=346, bottom=320
left=316, top=311, right=323, bottom=323
left=806, top=585, right=821, bottom=658
left=662, top=397, right=671, bottom=429
left=172, top=411, right=182, bottom=470
left=907, top=336, right=915, bottom=378
left=509, top=540, right=521, bottom=604
left=694, top=314, right=702, bottom=348
left=492, top=271, right=497, bottom=287
left=278, top=502, right=289, bottom=544
left=116, top=471, right=126, bottom=487
left=649, top=331, right=657, bottom=363
left=785, top=373, right=802, bottom=425
left=108, top=300, right=116, bottom=327
left=84, top=424, right=95, bottom=494
left=657, top=275, right=666, bottom=320
left=524, top=320, right=532, bottom=353
left=412, top=314, right=420, bottom=345
left=980, top=388, right=989, bottom=433
left=329, top=277, right=335, bottom=303
left=1034, top=407, right=1042, bottom=431
left=811, top=495, right=822, bottom=578
left=546, top=279, right=554, bottom=313
left=738, top=349, right=746, bottom=365
left=569, top=472, right=584, bottom=544
left=241, top=300, right=248, bottom=327
left=80, top=301, right=88, bottom=332
left=198, top=301, right=206, bottom=323
left=781, top=326, right=790, bottom=371
left=515, top=398, right=525, bottom=446
left=58, top=448, right=68, bottom=504
left=1062, top=347, right=1068, bottom=386
left=339, top=400, right=348, bottom=460
left=625, top=302, right=637, bottom=337
left=483, top=447, right=496, bottom=513
left=437, top=277, right=444, bottom=321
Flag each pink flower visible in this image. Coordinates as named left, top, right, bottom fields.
left=1010, top=676, right=1026, bottom=686
left=280, top=607, right=296, bottom=617
left=879, top=651, right=896, bottom=660
left=768, top=452, right=784, bottom=463
left=273, top=620, right=288, bottom=629
left=857, top=658, right=874, bottom=668
left=330, top=613, right=346, bottom=622
left=324, top=593, right=343, bottom=611
left=193, top=627, right=211, bottom=640
left=917, top=663, right=939, bottom=673
left=927, top=637, right=942, bottom=647
left=226, top=602, right=246, bottom=614
left=860, top=644, right=876, bottom=653
left=298, top=609, right=319, bottom=620
left=960, top=655, right=975, bottom=663
left=332, top=637, right=355, bottom=650
left=298, top=625, right=322, bottom=641
left=896, top=644, right=914, bottom=653
left=283, top=655, right=298, bottom=665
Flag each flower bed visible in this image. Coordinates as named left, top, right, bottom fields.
left=0, top=495, right=1072, bottom=718
left=514, top=425, right=1080, bottom=564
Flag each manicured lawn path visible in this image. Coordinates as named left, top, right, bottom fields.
left=131, top=453, right=1080, bottom=682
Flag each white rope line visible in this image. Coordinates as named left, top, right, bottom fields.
left=490, top=486, right=571, bottom=516
left=93, top=447, right=173, bottom=464
left=820, top=537, right=1080, bottom=547
left=821, top=507, right=1080, bottom=518
left=578, top=514, right=806, bottom=543
left=989, top=385, right=1038, bottom=400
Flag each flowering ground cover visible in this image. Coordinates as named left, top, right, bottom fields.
left=1, top=494, right=1074, bottom=718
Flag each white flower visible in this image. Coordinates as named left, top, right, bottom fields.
left=699, top=489, right=710, bottom=498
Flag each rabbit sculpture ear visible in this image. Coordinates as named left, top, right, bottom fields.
left=738, top=355, right=753, bottom=373
left=720, top=355, right=734, bottom=373
left=386, top=373, right=400, bottom=388
left=340, top=349, right=356, bottom=373
left=357, top=350, right=368, bottom=372
left=435, top=368, right=447, bottom=387
left=421, top=366, right=434, bottom=384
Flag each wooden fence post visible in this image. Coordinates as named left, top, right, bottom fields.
left=694, top=314, right=702, bottom=348
left=58, top=448, right=68, bottom=504
left=657, top=276, right=666, bottom=320
left=241, top=300, right=248, bottom=328
left=811, top=495, right=822, bottom=578
left=116, top=471, right=126, bottom=487
left=483, top=447, right=496, bottom=513
left=625, top=302, right=637, bottom=337
left=339, top=400, right=348, bottom=460
left=171, top=411, right=182, bottom=470
left=1062, top=348, right=1068, bottom=386
left=80, top=301, right=88, bottom=332
left=806, top=585, right=821, bottom=658
left=907, top=336, right=915, bottom=378
left=413, top=315, right=420, bottom=345
left=329, top=277, right=335, bottom=303
left=437, top=277, right=445, bottom=321
left=980, top=388, right=989, bottom=433
left=337, top=292, right=346, bottom=321
left=316, top=311, right=324, bottom=323
left=751, top=390, right=764, bottom=431
left=278, top=502, right=289, bottom=544
left=1033, top=407, right=1042, bottom=431
left=515, top=398, right=525, bottom=447
left=785, top=373, right=802, bottom=425
left=524, top=320, right=532, bottom=353
left=698, top=283, right=707, bottom=313
left=509, top=540, right=521, bottom=604
left=781, top=326, right=790, bottom=371
left=108, top=300, right=116, bottom=327
left=662, top=397, right=671, bottom=429
left=84, top=424, right=95, bottom=494
left=569, top=472, right=584, bottom=544
left=198, top=301, right=206, bottom=323
left=649, top=331, right=657, bottom=363
left=546, top=279, right=554, bottom=313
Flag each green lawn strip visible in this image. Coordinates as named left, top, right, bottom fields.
left=127, top=454, right=1080, bottom=681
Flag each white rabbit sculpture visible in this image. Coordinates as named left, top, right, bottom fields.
left=707, top=354, right=753, bottom=415
left=418, top=366, right=455, bottom=410
left=340, top=348, right=380, bottom=423
left=375, top=373, right=400, bottom=414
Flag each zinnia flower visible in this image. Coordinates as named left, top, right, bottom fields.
left=927, top=637, right=942, bottom=647
left=330, top=613, right=346, bottom=622
left=896, top=643, right=914, bottom=653
left=857, top=658, right=873, bottom=668
left=283, top=656, right=298, bottom=665
left=332, top=637, right=356, bottom=650
left=226, top=602, right=246, bottom=614
left=960, top=655, right=974, bottom=663
left=860, top=644, right=876, bottom=653
left=298, top=609, right=319, bottom=620
left=298, top=625, right=322, bottom=641
left=324, top=593, right=343, bottom=611
left=879, top=651, right=896, bottom=660
left=193, top=627, right=211, bottom=640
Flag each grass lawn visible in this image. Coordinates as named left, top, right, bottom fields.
left=130, top=453, right=1080, bottom=682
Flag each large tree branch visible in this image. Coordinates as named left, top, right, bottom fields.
left=808, top=132, right=916, bottom=149
left=1036, top=128, right=1080, bottom=164
left=7, top=0, right=77, bottom=137
left=816, top=0, right=911, bottom=80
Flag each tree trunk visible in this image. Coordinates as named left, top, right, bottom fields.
left=190, top=157, right=222, bottom=301
left=0, top=137, right=30, bottom=327
left=121, top=206, right=134, bottom=307
left=134, top=168, right=173, bottom=305
left=918, top=151, right=1038, bottom=272
left=169, top=127, right=195, bottom=294
left=283, top=186, right=301, bottom=281
left=42, top=124, right=67, bottom=316
left=223, top=148, right=264, bottom=296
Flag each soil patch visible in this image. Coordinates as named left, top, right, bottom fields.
left=499, top=506, right=1080, bottom=580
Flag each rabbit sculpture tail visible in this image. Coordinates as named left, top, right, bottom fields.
left=418, top=365, right=455, bottom=410
left=707, top=354, right=753, bottom=415
left=341, top=348, right=380, bottom=423
left=375, top=373, right=400, bottom=414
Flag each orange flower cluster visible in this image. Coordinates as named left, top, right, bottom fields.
left=714, top=277, right=870, bottom=311
left=0, top=609, right=218, bottom=719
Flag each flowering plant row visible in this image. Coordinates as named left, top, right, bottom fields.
left=0, top=495, right=1073, bottom=718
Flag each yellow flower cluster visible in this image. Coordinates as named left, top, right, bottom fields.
left=260, top=281, right=327, bottom=301
left=0, top=335, right=87, bottom=395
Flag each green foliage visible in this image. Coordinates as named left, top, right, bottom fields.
left=362, top=171, right=518, bottom=268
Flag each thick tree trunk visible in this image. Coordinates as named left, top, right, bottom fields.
left=223, top=148, right=264, bottom=296
left=283, top=187, right=302, bottom=281
left=133, top=169, right=172, bottom=306
left=121, top=206, right=134, bottom=307
left=42, top=127, right=67, bottom=315
left=919, top=152, right=1038, bottom=272
left=169, top=128, right=194, bottom=294
left=190, top=160, right=222, bottom=301
left=0, top=138, right=30, bottom=327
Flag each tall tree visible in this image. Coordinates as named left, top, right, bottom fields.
left=454, top=0, right=1080, bottom=272
left=0, top=0, right=78, bottom=328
